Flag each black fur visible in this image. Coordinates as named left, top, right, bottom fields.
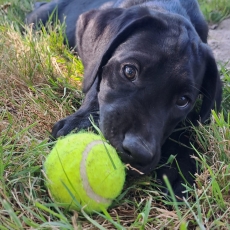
left=27, top=0, right=222, bottom=197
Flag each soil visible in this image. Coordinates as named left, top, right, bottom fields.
left=208, top=18, right=230, bottom=70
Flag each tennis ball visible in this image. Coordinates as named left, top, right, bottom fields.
left=44, top=133, right=125, bottom=213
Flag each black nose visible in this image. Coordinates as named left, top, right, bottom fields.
left=122, top=134, right=154, bottom=165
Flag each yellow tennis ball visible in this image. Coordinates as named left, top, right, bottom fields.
left=44, top=132, right=125, bottom=213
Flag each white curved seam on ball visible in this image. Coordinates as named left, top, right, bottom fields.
left=80, top=140, right=112, bottom=204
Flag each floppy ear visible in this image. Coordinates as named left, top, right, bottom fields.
left=199, top=48, right=222, bottom=122
left=76, top=7, right=167, bottom=93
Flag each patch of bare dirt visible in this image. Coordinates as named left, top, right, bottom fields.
left=208, top=18, right=230, bottom=70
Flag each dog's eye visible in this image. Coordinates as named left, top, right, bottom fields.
left=176, top=96, right=189, bottom=108
left=123, top=65, right=137, bottom=80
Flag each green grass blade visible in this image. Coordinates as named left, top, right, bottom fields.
left=1, top=199, right=23, bottom=229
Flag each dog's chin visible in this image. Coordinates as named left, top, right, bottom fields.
left=127, top=165, right=153, bottom=176
left=126, top=162, right=157, bottom=176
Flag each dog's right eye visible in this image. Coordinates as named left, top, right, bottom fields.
left=123, top=65, right=137, bottom=81
left=176, top=96, right=189, bottom=108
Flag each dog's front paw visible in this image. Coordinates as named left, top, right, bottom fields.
left=51, top=111, right=99, bottom=139
left=51, top=116, right=75, bottom=139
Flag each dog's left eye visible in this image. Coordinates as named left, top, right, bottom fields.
left=123, top=65, right=137, bottom=80
left=176, top=96, right=189, bottom=108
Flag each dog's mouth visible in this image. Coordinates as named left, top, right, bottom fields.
left=100, top=131, right=161, bottom=175
left=116, top=148, right=161, bottom=175
left=125, top=160, right=159, bottom=176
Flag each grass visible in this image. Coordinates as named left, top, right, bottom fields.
left=199, top=0, right=230, bottom=24
left=0, top=0, right=230, bottom=229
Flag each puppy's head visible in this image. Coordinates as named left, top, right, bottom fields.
left=77, top=7, right=222, bottom=174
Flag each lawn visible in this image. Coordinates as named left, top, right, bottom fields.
left=0, top=0, right=230, bottom=229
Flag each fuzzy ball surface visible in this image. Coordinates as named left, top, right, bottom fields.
left=44, top=133, right=125, bottom=213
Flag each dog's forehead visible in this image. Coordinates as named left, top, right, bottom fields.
left=121, top=18, right=198, bottom=57
left=115, top=25, right=199, bottom=71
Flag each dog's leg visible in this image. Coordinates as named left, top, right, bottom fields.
left=156, top=128, right=197, bottom=199
left=51, top=78, right=99, bottom=139
left=26, top=0, right=60, bottom=25
left=34, top=2, right=47, bottom=9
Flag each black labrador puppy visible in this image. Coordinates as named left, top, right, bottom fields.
left=27, top=0, right=222, bottom=197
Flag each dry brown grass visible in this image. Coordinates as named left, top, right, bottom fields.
left=0, top=24, right=83, bottom=139
left=0, top=1, right=230, bottom=229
